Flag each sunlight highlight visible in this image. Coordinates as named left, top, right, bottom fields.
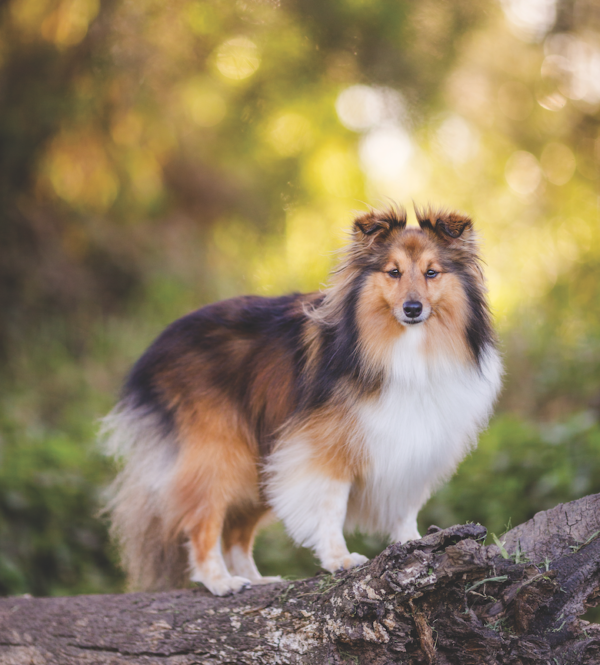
left=505, top=151, right=542, bottom=198
left=358, top=125, right=413, bottom=181
left=540, top=143, right=576, bottom=186
left=543, top=34, right=600, bottom=105
left=335, top=85, right=406, bottom=133
left=500, top=0, right=557, bottom=42
left=213, top=37, right=260, bottom=81
left=267, top=113, right=313, bottom=156
left=435, top=115, right=479, bottom=165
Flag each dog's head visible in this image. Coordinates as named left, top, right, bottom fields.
left=347, top=205, right=490, bottom=362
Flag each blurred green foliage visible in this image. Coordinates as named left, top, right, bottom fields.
left=423, top=413, right=600, bottom=539
left=0, top=0, right=599, bottom=595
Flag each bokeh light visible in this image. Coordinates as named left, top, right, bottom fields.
left=500, top=0, right=557, bottom=42
left=212, top=36, right=260, bottom=81
left=540, top=142, right=576, bottom=185
left=435, top=115, right=479, bottom=165
left=505, top=150, right=543, bottom=197
left=359, top=125, right=413, bottom=182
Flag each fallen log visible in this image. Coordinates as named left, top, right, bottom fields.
left=2, top=494, right=600, bottom=664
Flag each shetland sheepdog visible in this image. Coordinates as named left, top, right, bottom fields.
left=102, top=205, right=502, bottom=596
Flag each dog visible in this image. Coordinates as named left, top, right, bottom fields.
left=102, top=205, right=502, bottom=596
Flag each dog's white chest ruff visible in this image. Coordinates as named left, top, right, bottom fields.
left=348, top=326, right=502, bottom=534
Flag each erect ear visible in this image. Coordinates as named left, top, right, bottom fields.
left=353, top=206, right=407, bottom=241
left=415, top=207, right=473, bottom=243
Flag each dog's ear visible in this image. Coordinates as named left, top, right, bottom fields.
left=353, top=206, right=407, bottom=241
left=415, top=207, right=473, bottom=244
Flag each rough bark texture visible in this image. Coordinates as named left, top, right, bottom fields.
left=2, top=495, right=600, bottom=664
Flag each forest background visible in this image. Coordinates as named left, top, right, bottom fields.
left=1, top=0, right=599, bottom=598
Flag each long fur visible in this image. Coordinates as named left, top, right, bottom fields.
left=102, top=204, right=502, bottom=595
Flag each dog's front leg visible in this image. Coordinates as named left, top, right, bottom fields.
left=266, top=450, right=367, bottom=572
left=390, top=506, right=421, bottom=544
left=310, top=476, right=368, bottom=572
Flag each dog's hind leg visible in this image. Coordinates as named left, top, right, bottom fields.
left=186, top=509, right=252, bottom=596
left=222, top=506, right=281, bottom=584
left=173, top=402, right=262, bottom=596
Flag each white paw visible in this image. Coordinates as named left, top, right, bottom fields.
left=251, top=575, right=283, bottom=585
left=192, top=574, right=251, bottom=596
left=393, top=521, right=421, bottom=544
left=322, top=552, right=369, bottom=572
left=396, top=528, right=421, bottom=544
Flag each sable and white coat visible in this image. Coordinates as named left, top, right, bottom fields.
left=103, top=205, right=502, bottom=596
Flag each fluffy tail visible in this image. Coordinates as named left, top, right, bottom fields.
left=100, top=402, right=189, bottom=591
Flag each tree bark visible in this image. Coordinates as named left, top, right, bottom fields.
left=2, top=495, right=600, bottom=664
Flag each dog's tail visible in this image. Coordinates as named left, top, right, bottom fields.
left=100, top=402, right=189, bottom=591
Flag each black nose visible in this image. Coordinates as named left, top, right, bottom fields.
left=403, top=301, right=423, bottom=318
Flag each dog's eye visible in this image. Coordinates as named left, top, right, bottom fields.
left=425, top=269, right=439, bottom=278
left=388, top=269, right=401, bottom=279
